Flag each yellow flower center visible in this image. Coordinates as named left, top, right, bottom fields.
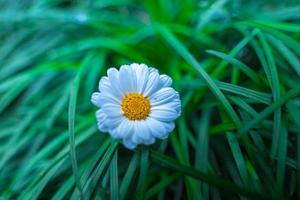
left=121, top=93, right=151, bottom=120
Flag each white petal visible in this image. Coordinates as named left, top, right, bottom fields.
left=110, top=128, right=120, bottom=139
left=148, top=67, right=158, bottom=74
left=131, top=122, right=142, bottom=144
left=115, top=118, right=134, bottom=139
left=105, top=116, right=123, bottom=130
left=91, top=92, right=101, bottom=107
left=146, top=118, right=175, bottom=139
left=98, top=93, right=120, bottom=105
left=96, top=110, right=123, bottom=133
left=123, top=137, right=137, bottom=149
left=163, top=121, right=175, bottom=133
left=149, top=87, right=179, bottom=106
left=92, top=92, right=120, bottom=107
left=95, top=110, right=109, bottom=132
left=107, top=68, right=124, bottom=98
left=98, top=77, right=111, bottom=94
left=150, top=106, right=179, bottom=122
left=143, top=135, right=155, bottom=145
left=132, top=121, right=152, bottom=144
left=119, top=65, right=137, bottom=94
left=160, top=74, right=172, bottom=87
left=146, top=117, right=168, bottom=139
left=132, top=63, right=149, bottom=93
left=101, top=103, right=122, bottom=117
left=143, top=71, right=160, bottom=97
left=158, top=100, right=182, bottom=114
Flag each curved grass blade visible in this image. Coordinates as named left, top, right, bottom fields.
left=257, top=32, right=281, bottom=159
left=145, top=174, right=181, bottom=200
left=275, top=123, right=287, bottom=198
left=195, top=109, right=211, bottom=199
left=82, top=140, right=119, bottom=198
left=136, top=147, right=150, bottom=199
left=180, top=78, right=272, bottom=104
left=68, top=67, right=85, bottom=199
left=21, top=158, right=66, bottom=200
left=156, top=24, right=242, bottom=128
left=120, top=153, right=138, bottom=200
left=286, top=101, right=300, bottom=198
left=226, top=132, right=249, bottom=185
left=110, top=149, right=119, bottom=200
left=238, top=86, right=300, bottom=136
left=150, top=150, right=268, bottom=199
left=51, top=176, right=75, bottom=200
left=267, top=34, right=300, bottom=78
left=206, top=50, right=260, bottom=83
left=212, top=28, right=260, bottom=78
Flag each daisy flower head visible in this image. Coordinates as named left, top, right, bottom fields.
left=91, top=63, right=181, bottom=149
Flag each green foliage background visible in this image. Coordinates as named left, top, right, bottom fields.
left=1, top=0, right=300, bottom=199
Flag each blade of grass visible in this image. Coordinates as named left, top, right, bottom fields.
left=150, top=150, right=268, bottom=199
left=286, top=101, right=300, bottom=198
left=51, top=176, right=75, bottom=200
left=206, top=50, right=260, bottom=83
left=0, top=77, right=33, bottom=114
left=82, top=140, right=119, bottom=198
left=226, top=132, right=249, bottom=185
left=211, top=28, right=260, bottom=78
left=196, top=0, right=227, bottom=31
left=145, top=174, right=181, bottom=199
left=156, top=24, right=241, bottom=128
left=275, top=122, right=287, bottom=198
left=238, top=86, right=300, bottom=136
left=110, top=149, right=119, bottom=200
left=136, top=147, right=150, bottom=199
left=21, top=158, right=66, bottom=200
left=18, top=125, right=97, bottom=199
left=257, top=32, right=281, bottom=159
left=120, top=153, right=138, bottom=200
left=181, top=79, right=272, bottom=104
left=10, top=118, right=93, bottom=193
left=267, top=34, right=300, bottom=78
left=196, top=109, right=211, bottom=198
left=170, top=129, right=203, bottom=200
left=68, top=64, right=86, bottom=199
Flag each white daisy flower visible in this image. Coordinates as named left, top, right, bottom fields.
left=91, top=63, right=181, bottom=149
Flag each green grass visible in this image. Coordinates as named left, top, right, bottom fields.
left=1, top=0, right=300, bottom=199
